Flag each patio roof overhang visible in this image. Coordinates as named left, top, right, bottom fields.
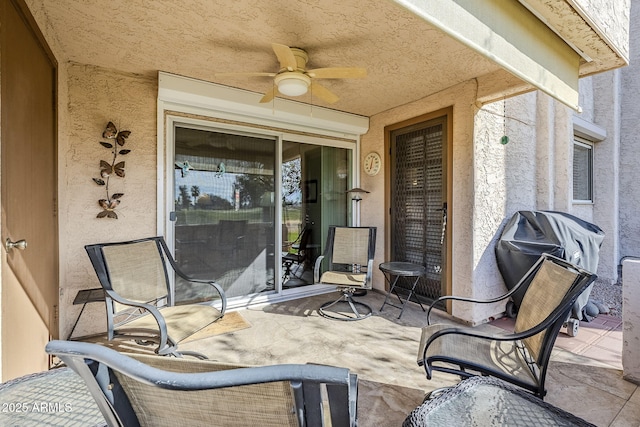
left=29, top=0, right=629, bottom=117
left=393, top=0, right=628, bottom=112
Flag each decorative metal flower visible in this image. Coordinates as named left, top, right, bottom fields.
left=93, top=121, right=131, bottom=219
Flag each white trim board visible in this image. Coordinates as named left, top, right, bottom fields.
left=157, top=72, right=370, bottom=138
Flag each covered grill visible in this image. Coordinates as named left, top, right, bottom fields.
left=495, top=211, right=604, bottom=335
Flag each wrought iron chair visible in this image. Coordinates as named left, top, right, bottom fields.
left=46, top=340, right=358, bottom=427
left=282, top=227, right=312, bottom=286
left=85, top=236, right=227, bottom=358
left=314, top=226, right=376, bottom=321
left=417, top=253, right=596, bottom=398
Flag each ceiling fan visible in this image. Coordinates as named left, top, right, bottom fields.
left=216, top=43, right=366, bottom=104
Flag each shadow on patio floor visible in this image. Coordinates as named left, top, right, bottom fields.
left=178, top=290, right=640, bottom=427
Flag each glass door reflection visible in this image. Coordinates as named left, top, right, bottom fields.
left=173, top=126, right=276, bottom=298
left=281, top=141, right=351, bottom=288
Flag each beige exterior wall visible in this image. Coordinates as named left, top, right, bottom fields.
left=18, top=0, right=634, bottom=336
left=620, top=0, right=640, bottom=260
left=620, top=0, right=640, bottom=381
left=361, top=73, right=620, bottom=325
left=362, top=80, right=514, bottom=325
left=573, top=0, right=630, bottom=61
left=58, top=64, right=158, bottom=338
left=622, top=259, right=640, bottom=384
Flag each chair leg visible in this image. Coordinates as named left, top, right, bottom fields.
left=282, top=261, right=293, bottom=284
left=319, top=292, right=372, bottom=321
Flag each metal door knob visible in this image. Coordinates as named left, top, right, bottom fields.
left=5, top=238, right=27, bottom=252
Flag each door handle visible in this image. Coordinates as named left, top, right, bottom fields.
left=5, top=238, right=27, bottom=252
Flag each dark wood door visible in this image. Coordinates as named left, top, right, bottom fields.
left=389, top=114, right=448, bottom=304
left=1, top=0, right=58, bottom=379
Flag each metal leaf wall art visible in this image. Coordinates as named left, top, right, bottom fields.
left=92, top=121, right=131, bottom=219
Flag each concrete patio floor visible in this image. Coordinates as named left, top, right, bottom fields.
left=179, top=290, right=640, bottom=427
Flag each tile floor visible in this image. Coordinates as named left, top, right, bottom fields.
left=178, top=290, right=640, bottom=427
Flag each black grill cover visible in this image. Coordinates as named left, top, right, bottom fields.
left=495, top=211, right=604, bottom=320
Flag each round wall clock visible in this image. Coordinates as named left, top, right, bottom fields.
left=363, top=152, right=382, bottom=176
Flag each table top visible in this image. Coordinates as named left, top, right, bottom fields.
left=403, top=376, right=595, bottom=427
left=0, top=367, right=105, bottom=427
left=379, top=262, right=426, bottom=276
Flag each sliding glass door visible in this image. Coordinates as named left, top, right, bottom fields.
left=171, top=123, right=354, bottom=301
left=281, top=141, right=351, bottom=288
left=173, top=126, right=276, bottom=298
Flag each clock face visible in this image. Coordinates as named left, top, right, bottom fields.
left=364, top=152, right=381, bottom=176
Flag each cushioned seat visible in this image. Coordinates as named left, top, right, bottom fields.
left=314, top=226, right=376, bottom=321
left=417, top=254, right=596, bottom=398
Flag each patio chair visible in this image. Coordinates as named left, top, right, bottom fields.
left=417, top=253, right=596, bottom=398
left=314, top=226, right=376, bottom=321
left=85, top=236, right=227, bottom=358
left=282, top=227, right=312, bottom=286
left=46, top=340, right=358, bottom=427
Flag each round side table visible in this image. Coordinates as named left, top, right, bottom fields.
left=379, top=262, right=426, bottom=319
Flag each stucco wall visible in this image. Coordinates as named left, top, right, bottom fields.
left=361, top=79, right=605, bottom=325
left=58, top=64, right=158, bottom=338
left=362, top=80, right=476, bottom=307
left=622, top=258, right=640, bottom=384
left=591, top=71, right=621, bottom=282
left=471, top=94, right=541, bottom=322
left=574, top=0, right=630, bottom=61
left=620, top=0, right=640, bottom=261
left=362, top=80, right=526, bottom=324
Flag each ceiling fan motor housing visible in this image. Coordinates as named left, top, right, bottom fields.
left=288, top=47, right=309, bottom=70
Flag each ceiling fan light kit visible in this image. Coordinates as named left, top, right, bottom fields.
left=217, top=43, right=366, bottom=104
left=275, top=73, right=310, bottom=96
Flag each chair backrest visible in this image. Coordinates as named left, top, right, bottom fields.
left=513, top=255, right=595, bottom=365
left=328, top=226, right=375, bottom=267
left=298, top=227, right=312, bottom=252
left=85, top=237, right=171, bottom=304
left=46, top=340, right=358, bottom=427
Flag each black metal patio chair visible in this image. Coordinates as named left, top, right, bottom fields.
left=314, top=226, right=376, bottom=321
left=46, top=340, right=358, bottom=427
left=85, top=236, right=227, bottom=358
left=417, top=253, right=596, bottom=398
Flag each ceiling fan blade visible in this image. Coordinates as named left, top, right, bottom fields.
left=307, top=67, right=367, bottom=79
left=259, top=86, right=278, bottom=103
left=215, top=72, right=277, bottom=78
left=310, top=82, right=339, bottom=104
left=271, top=43, right=298, bottom=71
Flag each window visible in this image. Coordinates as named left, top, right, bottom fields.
left=573, top=137, right=593, bottom=202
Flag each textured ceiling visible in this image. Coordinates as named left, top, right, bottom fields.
left=31, top=0, right=504, bottom=117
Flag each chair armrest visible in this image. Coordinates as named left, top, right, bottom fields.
left=425, top=278, right=533, bottom=325
left=422, top=301, right=580, bottom=363
left=314, top=255, right=325, bottom=283
left=419, top=325, right=522, bottom=367
left=105, top=290, right=171, bottom=348
left=427, top=293, right=511, bottom=325
left=158, top=237, right=227, bottom=315
left=174, top=278, right=227, bottom=316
